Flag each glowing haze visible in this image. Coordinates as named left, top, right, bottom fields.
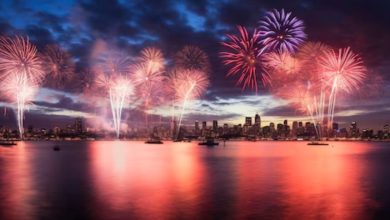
left=0, top=0, right=389, bottom=132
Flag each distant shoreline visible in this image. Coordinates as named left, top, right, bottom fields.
left=1, top=138, right=389, bottom=143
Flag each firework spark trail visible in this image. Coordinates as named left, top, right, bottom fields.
left=293, top=42, right=331, bottom=137
left=220, top=26, right=270, bottom=92
left=169, top=69, right=209, bottom=139
left=93, top=51, right=133, bottom=138
left=259, top=9, right=306, bottom=53
left=176, top=82, right=196, bottom=139
left=3, top=74, right=38, bottom=137
left=108, top=79, right=133, bottom=138
left=0, top=36, right=44, bottom=139
left=320, top=47, right=367, bottom=128
left=133, top=48, right=166, bottom=128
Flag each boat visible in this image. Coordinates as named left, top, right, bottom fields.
left=198, top=138, right=219, bottom=146
left=247, top=135, right=257, bottom=142
left=307, top=141, right=329, bottom=146
left=53, top=145, right=61, bottom=151
left=0, top=141, right=17, bottom=146
left=145, top=137, right=163, bottom=144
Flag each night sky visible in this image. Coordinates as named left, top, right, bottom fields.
left=0, top=0, right=389, bottom=130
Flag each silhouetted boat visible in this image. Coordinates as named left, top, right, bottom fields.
left=145, top=137, right=163, bottom=144
left=307, top=141, right=329, bottom=146
left=53, top=145, right=61, bottom=151
left=198, top=138, right=219, bottom=146
left=0, top=141, right=16, bottom=147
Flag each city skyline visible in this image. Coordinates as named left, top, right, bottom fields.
left=0, top=0, right=389, bottom=133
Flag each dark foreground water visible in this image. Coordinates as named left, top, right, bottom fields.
left=1, top=141, right=390, bottom=220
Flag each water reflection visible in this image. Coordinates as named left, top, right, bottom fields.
left=278, top=142, right=375, bottom=219
left=0, top=142, right=34, bottom=220
left=89, top=141, right=175, bottom=219
left=0, top=141, right=389, bottom=219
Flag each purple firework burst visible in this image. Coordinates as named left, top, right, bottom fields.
left=259, top=9, right=306, bottom=53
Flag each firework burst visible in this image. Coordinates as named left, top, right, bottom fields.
left=220, top=26, right=270, bottom=92
left=93, top=51, right=133, bottom=138
left=0, top=36, right=44, bottom=138
left=0, top=36, right=45, bottom=83
left=108, top=76, right=134, bottom=138
left=259, top=9, right=306, bottom=53
left=319, top=47, right=367, bottom=127
left=264, top=51, right=301, bottom=75
left=169, top=69, right=209, bottom=138
left=41, top=44, right=75, bottom=87
left=132, top=61, right=166, bottom=126
left=2, top=74, right=38, bottom=137
left=133, top=48, right=166, bottom=126
left=139, top=47, right=165, bottom=73
left=175, top=45, right=210, bottom=73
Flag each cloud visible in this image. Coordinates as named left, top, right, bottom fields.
left=0, top=0, right=389, bottom=130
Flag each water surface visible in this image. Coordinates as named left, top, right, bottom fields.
left=1, top=141, right=389, bottom=220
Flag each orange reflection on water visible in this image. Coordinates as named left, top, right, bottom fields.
left=88, top=141, right=175, bottom=219
left=170, top=143, right=206, bottom=217
left=279, top=142, right=375, bottom=220
left=230, top=141, right=377, bottom=219
left=0, top=142, right=35, bottom=220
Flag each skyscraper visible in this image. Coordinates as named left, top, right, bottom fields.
left=270, top=122, right=275, bottom=132
left=332, top=122, right=339, bottom=130
left=202, top=121, right=207, bottom=130
left=245, top=117, right=252, bottom=126
left=255, top=114, right=261, bottom=127
left=213, top=120, right=218, bottom=132
left=195, top=121, right=199, bottom=134
left=74, top=118, right=83, bottom=134
left=350, top=121, right=358, bottom=137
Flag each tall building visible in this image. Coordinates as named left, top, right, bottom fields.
left=292, top=121, right=298, bottom=131
left=245, top=117, right=252, bottom=126
left=74, top=118, right=83, bottom=134
left=195, top=121, right=199, bottom=134
left=255, top=114, right=261, bottom=127
left=384, top=124, right=389, bottom=134
left=270, top=122, right=275, bottom=132
left=202, top=121, right=207, bottom=130
left=223, top=123, right=229, bottom=134
left=350, top=121, right=358, bottom=137
left=212, top=120, right=218, bottom=132
left=332, top=122, right=339, bottom=131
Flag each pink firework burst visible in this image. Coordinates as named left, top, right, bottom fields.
left=320, top=47, right=367, bottom=94
left=220, top=25, right=270, bottom=92
left=170, top=68, right=209, bottom=102
left=0, top=36, right=45, bottom=83
left=0, top=36, right=44, bottom=138
left=264, top=51, right=301, bottom=75
left=139, top=47, right=165, bottom=73
left=41, top=44, right=75, bottom=87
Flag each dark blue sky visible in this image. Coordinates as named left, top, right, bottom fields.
left=0, top=0, right=389, bottom=130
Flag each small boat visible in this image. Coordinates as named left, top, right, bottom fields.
left=307, top=141, right=329, bottom=146
left=145, top=137, right=163, bottom=144
left=199, top=138, right=219, bottom=146
left=53, top=145, right=61, bottom=151
left=0, top=141, right=17, bottom=146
